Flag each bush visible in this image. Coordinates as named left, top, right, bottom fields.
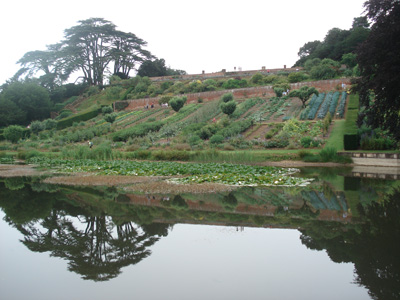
left=104, top=113, right=117, bottom=124
left=30, top=121, right=45, bottom=134
left=169, top=96, right=187, bottom=112
left=221, top=93, right=234, bottom=103
left=209, top=134, right=224, bottom=145
left=43, top=119, right=57, bottom=130
left=251, top=73, right=264, bottom=84
left=102, top=106, right=114, bottom=115
left=152, top=150, right=190, bottom=161
left=220, top=101, right=237, bottom=116
left=300, top=136, right=313, bottom=148
left=3, top=125, right=26, bottom=143
left=288, top=72, right=307, bottom=83
left=113, top=121, right=164, bottom=142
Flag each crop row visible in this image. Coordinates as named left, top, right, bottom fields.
left=307, top=93, right=326, bottom=120
left=328, top=91, right=341, bottom=116
left=317, top=92, right=334, bottom=119
left=337, top=92, right=348, bottom=118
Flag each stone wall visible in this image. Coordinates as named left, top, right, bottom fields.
left=119, top=78, right=351, bottom=110
left=338, top=152, right=400, bottom=167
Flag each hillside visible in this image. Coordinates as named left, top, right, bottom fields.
left=48, top=82, right=349, bottom=153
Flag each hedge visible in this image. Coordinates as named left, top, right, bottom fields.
left=343, top=94, right=359, bottom=150
left=57, top=108, right=102, bottom=130
left=112, top=120, right=164, bottom=142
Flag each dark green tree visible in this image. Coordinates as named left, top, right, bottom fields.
left=356, top=0, right=400, bottom=141
left=137, top=58, right=167, bottom=77
left=0, top=81, right=52, bottom=125
left=111, top=31, right=152, bottom=78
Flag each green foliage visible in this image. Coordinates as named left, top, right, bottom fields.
left=114, top=101, right=129, bottom=111
left=169, top=96, right=187, bottom=112
left=251, top=73, right=264, bottom=84
left=152, top=150, right=190, bottom=161
left=3, top=125, right=26, bottom=143
left=222, top=78, right=247, bottom=89
left=57, top=108, right=102, bottom=130
left=104, top=113, right=117, bottom=124
left=220, top=101, right=237, bottom=116
left=290, top=86, right=319, bottom=108
left=30, top=120, right=45, bottom=134
left=288, top=72, right=308, bottom=83
left=106, top=86, right=123, bottom=100
left=0, top=81, right=52, bottom=125
left=221, top=93, right=234, bottom=103
left=112, top=121, right=164, bottom=142
left=29, top=157, right=311, bottom=186
left=310, top=64, right=337, bottom=80
left=102, top=106, right=114, bottom=115
left=273, top=87, right=284, bottom=97
left=209, top=134, right=224, bottom=145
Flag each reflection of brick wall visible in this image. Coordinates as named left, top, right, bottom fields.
left=120, top=78, right=351, bottom=110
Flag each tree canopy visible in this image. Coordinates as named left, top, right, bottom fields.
left=294, top=17, right=370, bottom=67
left=356, top=0, right=400, bottom=141
left=15, top=18, right=153, bottom=87
left=289, top=86, right=319, bottom=108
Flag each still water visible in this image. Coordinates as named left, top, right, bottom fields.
left=1, top=166, right=399, bottom=300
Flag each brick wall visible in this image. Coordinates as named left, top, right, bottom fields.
left=119, top=78, right=351, bottom=110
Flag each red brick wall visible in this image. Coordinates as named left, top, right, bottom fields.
left=119, top=78, right=351, bottom=110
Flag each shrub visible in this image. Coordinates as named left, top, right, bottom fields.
left=273, top=87, right=284, bottom=97
left=43, top=119, right=57, bottom=130
left=251, top=73, right=264, bottom=84
left=3, top=125, right=26, bottom=143
left=300, top=136, right=313, bottom=148
left=220, top=101, right=237, bottom=116
left=114, top=101, right=129, bottom=111
left=222, top=78, right=247, bottom=89
left=102, top=106, right=114, bottom=115
left=152, top=150, right=190, bottom=161
left=221, top=93, right=234, bottom=103
left=104, top=113, right=117, bottom=124
left=170, top=96, right=187, bottom=112
left=288, top=72, right=307, bottom=83
left=113, top=121, right=164, bottom=142
left=210, top=134, right=224, bottom=145
left=106, top=86, right=123, bottom=100
left=188, top=135, right=202, bottom=147
left=30, top=121, right=45, bottom=134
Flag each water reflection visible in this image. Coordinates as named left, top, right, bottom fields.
left=0, top=169, right=400, bottom=299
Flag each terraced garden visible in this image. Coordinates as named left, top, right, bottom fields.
left=49, top=90, right=348, bottom=152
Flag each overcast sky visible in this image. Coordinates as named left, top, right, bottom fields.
left=0, top=0, right=366, bottom=85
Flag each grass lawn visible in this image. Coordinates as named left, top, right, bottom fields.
left=325, top=119, right=346, bottom=151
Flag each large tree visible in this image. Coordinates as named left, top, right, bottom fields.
left=16, top=18, right=153, bottom=86
left=356, top=0, right=400, bottom=140
left=0, top=81, right=52, bottom=125
left=289, top=86, right=319, bottom=108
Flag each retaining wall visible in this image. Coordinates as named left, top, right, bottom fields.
left=339, top=152, right=400, bottom=167
left=119, top=78, right=351, bottom=110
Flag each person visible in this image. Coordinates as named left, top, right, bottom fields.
left=88, top=141, right=93, bottom=149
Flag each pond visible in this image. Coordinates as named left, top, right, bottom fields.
left=1, top=166, right=399, bottom=300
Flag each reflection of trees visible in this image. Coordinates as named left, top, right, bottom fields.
left=16, top=213, right=171, bottom=281
left=300, top=189, right=400, bottom=300
left=0, top=181, right=172, bottom=282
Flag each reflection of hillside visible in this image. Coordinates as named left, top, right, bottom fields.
left=117, top=185, right=352, bottom=224
left=300, top=188, right=400, bottom=300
